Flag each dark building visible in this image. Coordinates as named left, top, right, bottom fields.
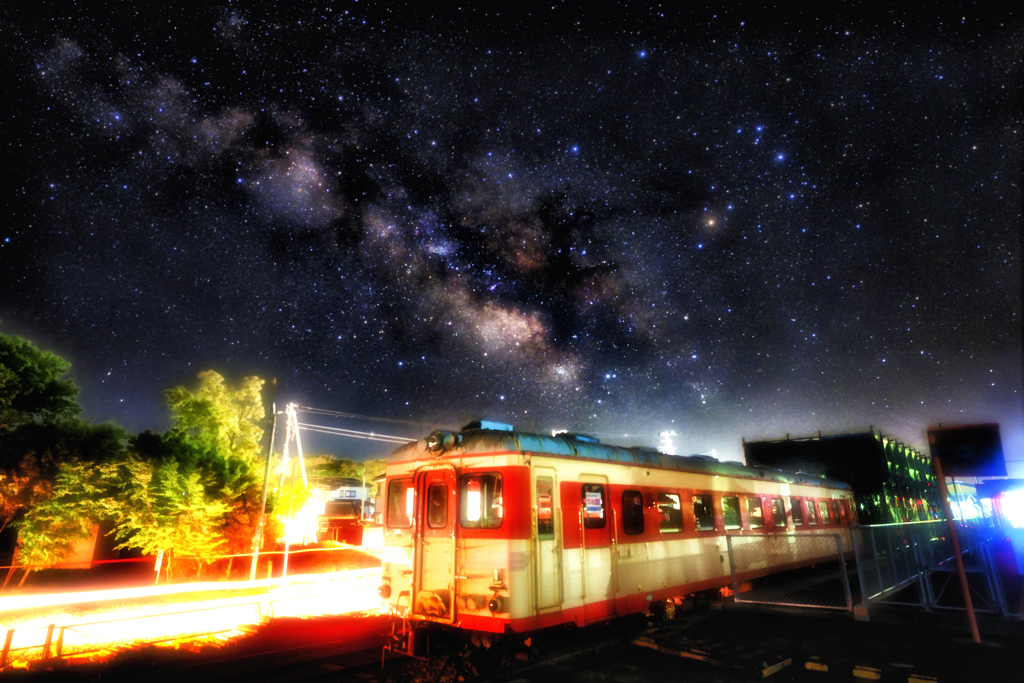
left=743, top=429, right=940, bottom=525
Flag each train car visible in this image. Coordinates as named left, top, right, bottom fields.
left=378, top=421, right=855, bottom=643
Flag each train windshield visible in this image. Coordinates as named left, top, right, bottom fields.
left=460, top=473, right=503, bottom=529
left=386, top=478, right=414, bottom=528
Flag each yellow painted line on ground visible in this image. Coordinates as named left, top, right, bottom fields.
left=853, top=664, right=883, bottom=680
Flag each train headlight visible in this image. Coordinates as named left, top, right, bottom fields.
left=378, top=583, right=392, bottom=599
left=487, top=596, right=502, bottom=613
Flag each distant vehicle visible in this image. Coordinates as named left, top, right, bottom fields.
left=317, top=499, right=365, bottom=545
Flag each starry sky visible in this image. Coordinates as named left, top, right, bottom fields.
left=2, top=4, right=1021, bottom=472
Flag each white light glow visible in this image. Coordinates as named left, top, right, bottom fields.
left=1000, top=489, right=1024, bottom=528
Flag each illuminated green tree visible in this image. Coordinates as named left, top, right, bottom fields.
left=158, top=371, right=270, bottom=563
left=108, top=453, right=232, bottom=579
left=15, top=459, right=121, bottom=570
left=165, top=371, right=265, bottom=464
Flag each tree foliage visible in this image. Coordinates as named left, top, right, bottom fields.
left=16, top=459, right=120, bottom=567
left=0, top=332, right=80, bottom=432
left=165, top=371, right=265, bottom=464
left=108, top=454, right=232, bottom=578
left=1, top=422, right=127, bottom=536
left=6, top=363, right=271, bottom=577
left=306, top=457, right=386, bottom=497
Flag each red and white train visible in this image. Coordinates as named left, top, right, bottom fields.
left=378, top=421, right=855, bottom=639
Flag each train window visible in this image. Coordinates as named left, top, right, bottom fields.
left=807, top=500, right=819, bottom=525
left=427, top=483, right=448, bottom=528
left=791, top=497, right=804, bottom=526
left=461, top=473, right=503, bottom=529
left=658, top=493, right=683, bottom=533
left=693, top=495, right=715, bottom=531
left=748, top=497, right=765, bottom=529
left=622, top=490, right=645, bottom=535
left=722, top=496, right=741, bottom=530
left=582, top=484, right=606, bottom=529
left=387, top=478, right=414, bottom=528
left=771, top=499, right=786, bottom=528
left=536, top=477, right=554, bottom=538
left=818, top=501, right=832, bottom=525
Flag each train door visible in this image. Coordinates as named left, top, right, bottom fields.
left=412, top=466, right=456, bottom=622
left=580, top=475, right=617, bottom=622
left=533, top=466, right=563, bottom=610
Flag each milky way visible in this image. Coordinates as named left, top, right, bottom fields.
left=2, top=5, right=1021, bottom=469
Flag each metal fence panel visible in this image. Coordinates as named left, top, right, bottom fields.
left=726, top=533, right=852, bottom=611
left=851, top=521, right=1009, bottom=616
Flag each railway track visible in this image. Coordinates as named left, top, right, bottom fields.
left=13, top=603, right=1020, bottom=683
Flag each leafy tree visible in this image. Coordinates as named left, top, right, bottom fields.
left=0, top=332, right=80, bottom=432
left=108, top=454, right=232, bottom=580
left=0, top=422, right=127, bottom=535
left=165, top=371, right=265, bottom=464
left=15, top=459, right=121, bottom=572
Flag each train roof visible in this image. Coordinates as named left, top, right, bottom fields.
left=387, top=426, right=852, bottom=490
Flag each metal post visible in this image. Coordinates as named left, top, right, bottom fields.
left=2, top=629, right=14, bottom=667
left=869, top=528, right=883, bottom=598
left=283, top=457, right=297, bottom=578
left=727, top=536, right=739, bottom=599
left=850, top=526, right=868, bottom=604
left=251, top=381, right=278, bottom=582
left=884, top=525, right=897, bottom=590
left=935, top=457, right=981, bottom=643
left=42, top=624, right=54, bottom=660
left=835, top=534, right=853, bottom=612
left=55, top=627, right=65, bottom=659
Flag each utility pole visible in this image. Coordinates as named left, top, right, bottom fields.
left=250, top=379, right=278, bottom=582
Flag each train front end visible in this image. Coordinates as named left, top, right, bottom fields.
left=379, top=424, right=531, bottom=646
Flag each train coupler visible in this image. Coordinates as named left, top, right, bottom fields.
left=383, top=619, right=430, bottom=663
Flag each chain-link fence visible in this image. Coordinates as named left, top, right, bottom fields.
left=726, top=533, right=853, bottom=611
left=851, top=521, right=1010, bottom=615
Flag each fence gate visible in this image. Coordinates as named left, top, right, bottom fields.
left=726, top=533, right=853, bottom=611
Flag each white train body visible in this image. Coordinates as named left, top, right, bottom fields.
left=379, top=425, right=855, bottom=634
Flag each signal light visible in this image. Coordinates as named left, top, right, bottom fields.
left=487, top=596, right=502, bottom=613
left=378, top=583, right=392, bottom=599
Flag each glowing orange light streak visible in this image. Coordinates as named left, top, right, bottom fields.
left=0, top=569, right=381, bottom=667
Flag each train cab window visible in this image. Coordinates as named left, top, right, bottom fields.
left=791, top=497, right=804, bottom=526
left=658, top=493, right=683, bottom=533
left=771, top=499, right=786, bottom=528
left=818, top=501, right=832, bottom=525
left=536, top=477, right=554, bottom=538
left=622, top=490, right=645, bottom=535
left=747, top=497, right=765, bottom=529
left=693, top=495, right=715, bottom=531
left=582, top=484, right=606, bottom=529
left=722, top=496, right=742, bottom=530
left=387, top=478, right=414, bottom=528
left=427, top=482, right=448, bottom=529
left=461, top=473, right=503, bottom=529
left=807, top=500, right=819, bottom=525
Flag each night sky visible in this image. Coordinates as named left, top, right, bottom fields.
left=3, top=4, right=1021, bottom=471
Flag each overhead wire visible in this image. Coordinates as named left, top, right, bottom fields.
left=294, top=421, right=411, bottom=445
left=293, top=405, right=446, bottom=430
